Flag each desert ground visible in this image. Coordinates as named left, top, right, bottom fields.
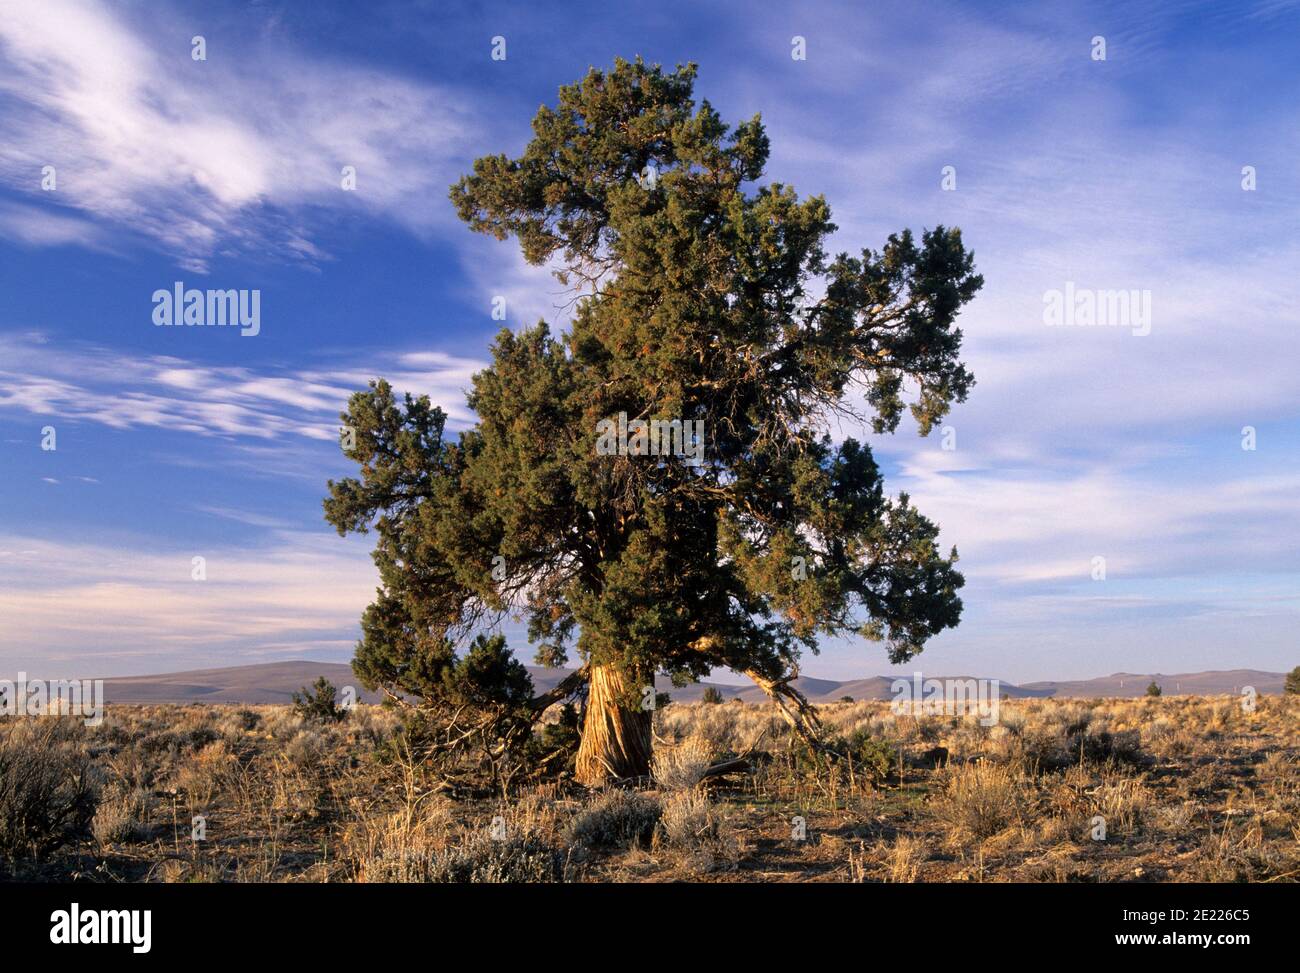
left=2, top=693, right=1297, bottom=883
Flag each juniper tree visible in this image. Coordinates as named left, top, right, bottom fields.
left=325, top=57, right=982, bottom=785
left=291, top=676, right=348, bottom=724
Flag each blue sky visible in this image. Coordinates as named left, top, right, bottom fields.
left=2, top=0, right=1298, bottom=683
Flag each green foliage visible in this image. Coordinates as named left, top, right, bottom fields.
left=701, top=686, right=724, bottom=705
left=373, top=640, right=546, bottom=794
left=786, top=731, right=894, bottom=790
left=841, top=729, right=895, bottom=783
left=1285, top=667, right=1300, bottom=696
left=1146, top=682, right=1163, bottom=698
left=292, top=677, right=348, bottom=724
left=325, top=57, right=981, bottom=752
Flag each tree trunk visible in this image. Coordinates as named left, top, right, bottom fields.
left=574, top=664, right=653, bottom=786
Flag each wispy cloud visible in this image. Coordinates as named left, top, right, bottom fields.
left=732, top=0, right=1300, bottom=470
left=0, top=0, right=479, bottom=271
left=891, top=448, right=1300, bottom=586
left=0, top=529, right=377, bottom=673
left=0, top=200, right=111, bottom=250
left=0, top=333, right=486, bottom=441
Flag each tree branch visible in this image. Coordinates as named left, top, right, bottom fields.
left=527, top=665, right=589, bottom=715
left=741, top=668, right=838, bottom=756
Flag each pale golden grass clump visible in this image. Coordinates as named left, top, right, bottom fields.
left=343, top=799, right=453, bottom=882
left=933, top=761, right=1026, bottom=842
left=653, top=788, right=741, bottom=872
left=658, top=789, right=711, bottom=844
left=652, top=733, right=715, bottom=791
left=882, top=835, right=929, bottom=882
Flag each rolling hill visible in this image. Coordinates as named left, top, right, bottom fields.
left=92, top=661, right=1289, bottom=705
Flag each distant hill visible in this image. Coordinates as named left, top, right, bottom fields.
left=98, top=661, right=380, bottom=705
left=1019, top=669, right=1284, bottom=698
left=95, top=661, right=1288, bottom=705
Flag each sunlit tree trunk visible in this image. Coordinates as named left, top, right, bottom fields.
left=574, top=664, right=652, bottom=785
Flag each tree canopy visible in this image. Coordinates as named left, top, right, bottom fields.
left=325, top=57, right=982, bottom=784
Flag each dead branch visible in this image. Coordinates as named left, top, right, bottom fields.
left=742, top=668, right=840, bottom=758
left=696, top=725, right=771, bottom=780
left=528, top=665, right=589, bottom=715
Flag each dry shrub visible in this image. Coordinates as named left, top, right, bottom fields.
left=344, top=798, right=453, bottom=882
left=1152, top=801, right=1197, bottom=835
left=1189, top=817, right=1283, bottom=882
left=424, top=829, right=576, bottom=883
left=104, top=746, right=155, bottom=792
left=342, top=704, right=400, bottom=749
left=656, top=700, right=759, bottom=755
left=657, top=790, right=739, bottom=872
left=652, top=735, right=714, bottom=791
left=214, top=707, right=261, bottom=740
left=1015, top=722, right=1145, bottom=773
left=261, top=706, right=307, bottom=740
left=504, top=783, right=565, bottom=836
left=659, top=789, right=714, bottom=846
left=175, top=739, right=237, bottom=806
left=285, top=729, right=325, bottom=769
left=1094, top=775, right=1152, bottom=837
left=0, top=719, right=99, bottom=859
left=92, top=787, right=149, bottom=845
left=265, top=754, right=320, bottom=820
left=1036, top=815, right=1072, bottom=844
left=1257, top=751, right=1294, bottom=782
left=883, top=835, right=928, bottom=882
left=568, top=789, right=661, bottom=850
left=933, top=761, right=1024, bottom=841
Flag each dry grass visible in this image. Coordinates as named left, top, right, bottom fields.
left=652, top=734, right=715, bottom=791
left=0, top=692, right=1297, bottom=882
left=933, top=761, right=1025, bottom=842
